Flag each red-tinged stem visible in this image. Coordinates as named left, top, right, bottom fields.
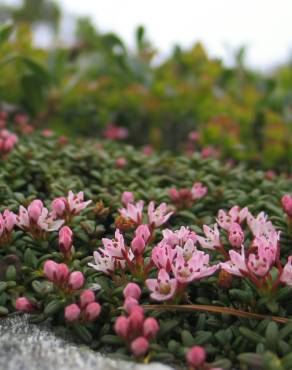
left=142, top=304, right=290, bottom=324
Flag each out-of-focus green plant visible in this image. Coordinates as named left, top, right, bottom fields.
left=0, top=5, right=291, bottom=170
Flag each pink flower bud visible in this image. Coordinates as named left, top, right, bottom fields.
left=123, top=283, right=141, bottom=300
left=56, top=263, right=70, bottom=283
left=169, top=188, right=179, bottom=202
left=131, top=236, right=146, bottom=256
left=135, top=225, right=151, bottom=243
left=44, top=260, right=58, bottom=281
left=129, top=307, right=144, bottom=333
left=28, top=200, right=43, bottom=222
left=228, top=223, right=244, bottom=248
left=130, top=337, right=149, bottom=357
left=51, top=198, right=66, bottom=217
left=143, top=317, right=159, bottom=340
left=3, top=209, right=16, bottom=231
left=15, top=297, right=33, bottom=312
left=84, top=302, right=101, bottom=321
left=116, top=157, right=127, bottom=168
left=80, top=289, right=95, bottom=309
left=186, top=346, right=206, bottom=367
left=121, top=191, right=134, bottom=205
left=282, top=194, right=292, bottom=218
left=123, top=296, right=139, bottom=314
left=114, top=316, right=129, bottom=339
left=68, top=271, right=84, bottom=290
left=59, top=226, right=73, bottom=253
left=64, top=304, right=81, bottom=322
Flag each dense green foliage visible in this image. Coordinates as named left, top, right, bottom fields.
left=0, top=134, right=292, bottom=369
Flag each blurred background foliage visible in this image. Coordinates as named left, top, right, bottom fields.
left=0, top=0, right=291, bottom=169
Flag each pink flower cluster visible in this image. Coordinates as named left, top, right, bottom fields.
left=119, top=195, right=173, bottom=229
left=114, top=283, right=159, bottom=358
left=64, top=289, right=101, bottom=322
left=51, top=191, right=92, bottom=222
left=0, top=129, right=18, bottom=156
left=146, top=227, right=218, bottom=301
left=44, top=260, right=84, bottom=292
left=169, top=182, right=207, bottom=209
left=103, top=123, right=129, bottom=140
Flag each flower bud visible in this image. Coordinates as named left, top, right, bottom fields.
left=28, top=200, right=43, bottom=222
left=56, top=263, right=70, bottom=283
left=116, top=157, right=127, bottom=168
left=123, top=283, right=141, bottom=300
left=64, top=304, right=80, bottom=322
left=84, top=302, right=101, bottom=321
left=121, top=191, right=134, bottom=205
left=143, top=317, right=159, bottom=340
left=129, top=306, right=144, bottom=333
left=15, top=297, right=33, bottom=312
left=131, top=236, right=146, bottom=256
left=3, top=209, right=16, bottom=231
left=135, top=225, right=151, bottom=243
left=282, top=194, right=292, bottom=218
left=68, top=271, right=84, bottom=290
left=169, top=188, right=179, bottom=202
left=80, top=289, right=95, bottom=309
left=228, top=223, right=244, bottom=248
left=123, top=296, right=139, bottom=314
left=59, top=226, right=73, bottom=254
left=186, top=346, right=206, bottom=367
left=114, top=316, right=129, bottom=339
left=43, top=260, right=58, bottom=281
left=130, top=337, right=149, bottom=357
left=51, top=198, right=66, bottom=217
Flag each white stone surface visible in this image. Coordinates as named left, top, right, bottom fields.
left=0, top=315, right=174, bottom=370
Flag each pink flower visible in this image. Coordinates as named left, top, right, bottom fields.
left=119, top=201, right=144, bottom=224
left=146, top=269, right=177, bottom=301
left=3, top=209, right=16, bottom=232
left=103, top=124, right=128, bottom=140
left=51, top=198, right=66, bottom=217
left=142, top=145, right=154, bottom=156
left=121, top=191, right=134, bottom=205
left=188, top=131, right=200, bottom=142
left=15, top=297, right=33, bottom=312
left=143, top=317, right=159, bottom=340
left=100, top=229, right=126, bottom=259
left=28, top=199, right=43, bottom=222
left=172, top=250, right=218, bottom=284
left=151, top=242, right=176, bottom=272
left=67, top=191, right=92, bottom=215
left=162, top=226, right=197, bottom=247
left=282, top=194, right=292, bottom=218
left=147, top=201, right=173, bottom=228
left=64, top=304, right=81, bottom=322
left=80, top=290, right=95, bottom=309
left=196, top=224, right=221, bottom=250
left=68, top=271, right=84, bottom=290
left=217, top=206, right=248, bottom=231
left=130, top=337, right=149, bottom=357
left=116, top=157, right=127, bottom=168
left=135, top=224, right=151, bottom=243
left=228, top=223, right=244, bottom=248
left=88, top=251, right=117, bottom=275
left=280, top=256, right=292, bottom=285
left=186, top=346, right=206, bottom=367
left=59, top=226, right=73, bottom=256
left=191, top=182, right=207, bottom=201
left=131, top=236, right=146, bottom=256
left=41, top=129, right=54, bottom=137
left=115, top=316, right=130, bottom=339
left=0, top=129, right=18, bottom=155
left=84, top=302, right=101, bottom=321
left=220, top=247, right=248, bottom=277
left=44, top=260, right=70, bottom=283
left=123, top=283, right=141, bottom=300
left=247, top=211, right=275, bottom=238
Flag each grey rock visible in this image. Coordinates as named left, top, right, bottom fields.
left=0, top=315, right=174, bottom=370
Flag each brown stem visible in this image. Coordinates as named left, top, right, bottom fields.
left=142, top=304, right=290, bottom=324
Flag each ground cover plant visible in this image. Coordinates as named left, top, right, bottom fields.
left=0, top=129, right=292, bottom=370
